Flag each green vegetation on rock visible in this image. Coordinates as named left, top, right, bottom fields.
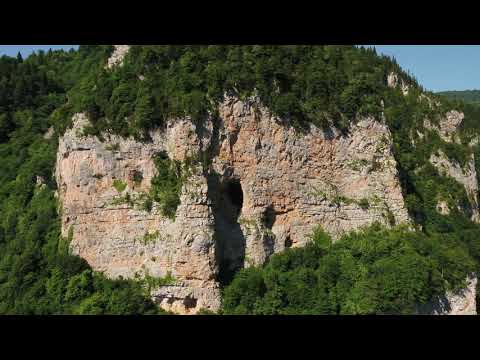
left=150, top=151, right=191, bottom=219
left=112, top=179, right=127, bottom=193
left=2, top=45, right=480, bottom=315
left=58, top=45, right=421, bottom=138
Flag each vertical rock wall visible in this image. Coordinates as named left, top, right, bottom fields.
left=53, top=46, right=477, bottom=314
left=212, top=96, right=410, bottom=269
left=56, top=113, right=220, bottom=314
left=55, top=96, right=411, bottom=313
left=106, top=45, right=131, bottom=69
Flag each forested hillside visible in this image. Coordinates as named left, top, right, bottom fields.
left=438, top=90, right=480, bottom=106
left=1, top=45, right=480, bottom=314
left=0, top=47, right=164, bottom=314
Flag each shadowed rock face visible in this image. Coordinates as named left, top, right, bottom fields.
left=55, top=96, right=411, bottom=314
left=430, top=150, right=479, bottom=221
left=415, top=274, right=477, bottom=315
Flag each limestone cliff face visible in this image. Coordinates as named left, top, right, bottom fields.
left=211, top=96, right=410, bottom=269
left=424, top=110, right=464, bottom=144
left=430, top=150, right=479, bottom=221
left=425, top=110, right=480, bottom=222
left=55, top=96, right=411, bottom=313
left=56, top=113, right=220, bottom=314
left=52, top=47, right=479, bottom=315
left=387, top=72, right=409, bottom=96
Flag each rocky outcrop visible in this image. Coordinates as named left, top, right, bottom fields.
left=422, top=109, right=480, bottom=221
left=419, top=93, right=441, bottom=109
left=387, top=72, right=409, bottom=96
left=436, top=200, right=450, bottom=215
left=106, top=45, right=130, bottom=69
left=416, top=274, right=477, bottom=315
left=429, top=150, right=479, bottom=221
left=424, top=110, right=464, bottom=144
left=43, top=126, right=54, bottom=140
left=55, top=97, right=411, bottom=313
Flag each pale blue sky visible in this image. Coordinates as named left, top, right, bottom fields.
left=365, top=45, right=480, bottom=92
left=0, top=45, right=78, bottom=58
left=1, top=45, right=479, bottom=92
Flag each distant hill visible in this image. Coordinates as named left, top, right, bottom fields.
left=437, top=90, right=480, bottom=106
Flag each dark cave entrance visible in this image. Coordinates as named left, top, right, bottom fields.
left=208, top=175, right=247, bottom=288
left=284, top=236, right=293, bottom=249
left=183, top=296, right=198, bottom=310
left=225, top=179, right=243, bottom=218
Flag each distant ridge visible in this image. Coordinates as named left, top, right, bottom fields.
left=437, top=90, right=480, bottom=106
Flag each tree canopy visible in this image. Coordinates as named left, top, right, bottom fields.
left=1, top=45, right=480, bottom=315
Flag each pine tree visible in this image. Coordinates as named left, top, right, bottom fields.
left=133, top=82, right=155, bottom=137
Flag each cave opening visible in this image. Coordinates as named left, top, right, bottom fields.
left=183, top=296, right=198, bottom=310
left=208, top=175, right=247, bottom=288
left=285, top=236, right=293, bottom=249
left=225, top=179, right=243, bottom=217
left=262, top=205, right=276, bottom=229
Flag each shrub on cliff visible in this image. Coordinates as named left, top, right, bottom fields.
left=150, top=151, right=186, bottom=219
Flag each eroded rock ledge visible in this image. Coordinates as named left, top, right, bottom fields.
left=55, top=97, right=411, bottom=313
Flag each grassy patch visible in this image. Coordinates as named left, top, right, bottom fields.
left=358, top=198, right=370, bottom=210
left=113, top=179, right=127, bottom=193
left=132, top=170, right=143, bottom=184
left=140, top=271, right=177, bottom=294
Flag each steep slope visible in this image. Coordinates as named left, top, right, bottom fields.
left=0, top=46, right=164, bottom=315
left=56, top=95, right=410, bottom=312
left=2, top=45, right=480, bottom=315
left=53, top=46, right=480, bottom=314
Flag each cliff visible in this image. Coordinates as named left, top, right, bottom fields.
left=53, top=47, right=478, bottom=315
left=56, top=95, right=412, bottom=313
left=425, top=110, right=480, bottom=221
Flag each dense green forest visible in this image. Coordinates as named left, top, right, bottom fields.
left=438, top=90, right=480, bottom=106
left=1, top=45, right=480, bottom=314
left=0, top=48, right=165, bottom=314
left=56, top=45, right=423, bottom=139
left=221, top=224, right=479, bottom=315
